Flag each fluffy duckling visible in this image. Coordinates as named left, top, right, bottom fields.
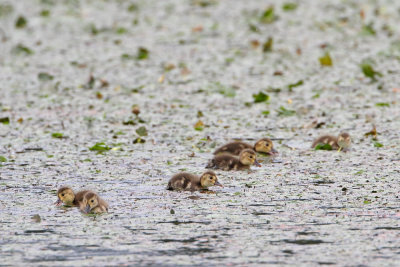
left=213, top=138, right=278, bottom=156
left=167, top=171, right=222, bottom=191
left=207, top=148, right=261, bottom=171
left=79, top=191, right=109, bottom=214
left=54, top=187, right=89, bottom=207
left=312, top=132, right=351, bottom=151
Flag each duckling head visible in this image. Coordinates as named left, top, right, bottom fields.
left=239, top=149, right=261, bottom=167
left=200, top=171, right=223, bottom=188
left=337, top=132, right=351, bottom=149
left=55, top=187, right=75, bottom=206
left=82, top=192, right=100, bottom=214
left=254, top=138, right=278, bottom=155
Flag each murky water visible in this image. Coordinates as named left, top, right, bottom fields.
left=1, top=0, right=400, bottom=265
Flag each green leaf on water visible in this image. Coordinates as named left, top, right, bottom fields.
left=51, top=132, right=64, bottom=139
left=12, top=44, right=34, bottom=55
left=373, top=142, right=383, bottom=148
left=136, top=126, right=148, bottom=136
left=277, top=106, right=296, bottom=116
left=127, top=3, right=139, bottom=12
left=0, top=117, right=10, bottom=124
left=253, top=92, right=269, bottom=103
left=194, top=120, right=204, bottom=131
left=0, top=4, right=13, bottom=17
left=314, top=143, right=333, bottom=151
left=263, top=37, right=273, bottom=52
left=249, top=23, right=259, bottom=33
left=361, top=61, right=382, bottom=80
left=319, top=52, right=333, bottom=66
left=282, top=3, right=298, bottom=11
left=312, top=93, right=320, bottom=99
left=375, top=102, right=389, bottom=107
left=15, top=16, right=27, bottom=28
left=116, top=27, right=127, bottom=34
left=40, top=9, right=50, bottom=17
left=261, top=110, right=270, bottom=116
left=137, top=47, right=149, bottom=60
left=89, top=142, right=111, bottom=152
left=38, top=72, right=54, bottom=81
left=361, top=23, right=376, bottom=36
left=0, top=156, right=7, bottom=162
left=260, top=6, right=276, bottom=24
left=354, top=170, right=364, bottom=175
left=288, top=80, right=304, bottom=91
left=122, top=54, right=134, bottom=60
left=133, top=137, right=145, bottom=144
left=207, top=82, right=236, bottom=98
left=218, top=86, right=235, bottom=98
left=192, top=0, right=217, bottom=7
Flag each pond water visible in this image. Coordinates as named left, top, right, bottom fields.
left=1, top=0, right=400, bottom=265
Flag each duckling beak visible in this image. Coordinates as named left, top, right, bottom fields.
left=214, top=181, right=223, bottom=187
left=254, top=159, right=261, bottom=167
left=268, top=148, right=279, bottom=155
left=54, top=198, right=62, bottom=206
left=83, top=204, right=91, bottom=214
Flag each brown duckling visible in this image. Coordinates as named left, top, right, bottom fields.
left=213, top=138, right=278, bottom=156
left=167, top=171, right=222, bottom=191
left=312, top=132, right=351, bottom=151
left=79, top=191, right=109, bottom=214
left=54, top=187, right=89, bottom=207
left=207, top=148, right=261, bottom=171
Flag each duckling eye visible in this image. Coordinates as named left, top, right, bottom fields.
left=91, top=200, right=94, bottom=203
left=61, top=194, right=65, bottom=197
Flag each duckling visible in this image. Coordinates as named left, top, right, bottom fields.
left=79, top=191, right=109, bottom=214
left=213, top=138, right=278, bottom=156
left=54, top=187, right=89, bottom=207
left=207, top=148, right=261, bottom=171
left=312, top=132, right=351, bottom=151
left=167, top=171, right=222, bottom=191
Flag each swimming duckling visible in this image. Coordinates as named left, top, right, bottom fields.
left=312, top=132, right=351, bottom=151
left=167, top=171, right=222, bottom=191
left=54, top=187, right=89, bottom=207
left=213, top=138, right=278, bottom=156
left=207, top=148, right=261, bottom=171
left=79, top=191, right=109, bottom=214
